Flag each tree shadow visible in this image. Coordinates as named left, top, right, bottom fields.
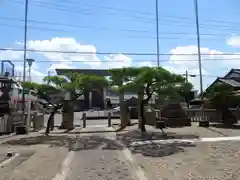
left=2, top=135, right=73, bottom=148
left=116, top=130, right=199, bottom=146
left=3, top=131, right=197, bottom=158
left=116, top=130, right=197, bottom=157
left=210, top=123, right=240, bottom=129
left=129, top=141, right=195, bottom=157
left=1, top=135, right=123, bottom=151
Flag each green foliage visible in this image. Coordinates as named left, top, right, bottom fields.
left=21, top=81, right=57, bottom=94
left=21, top=81, right=40, bottom=90
left=207, top=83, right=238, bottom=108
left=109, top=66, right=190, bottom=101
left=207, top=83, right=234, bottom=97
left=43, top=76, right=68, bottom=88
left=44, top=72, right=108, bottom=94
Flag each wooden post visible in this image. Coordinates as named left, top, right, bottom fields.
left=82, top=112, right=86, bottom=128
left=108, top=112, right=111, bottom=127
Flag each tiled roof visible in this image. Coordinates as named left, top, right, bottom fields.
left=219, top=78, right=240, bottom=87
left=233, top=69, right=240, bottom=74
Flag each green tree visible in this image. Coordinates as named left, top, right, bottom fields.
left=112, top=67, right=188, bottom=132
left=109, top=68, right=133, bottom=129
left=206, top=83, right=235, bottom=109
left=44, top=72, right=108, bottom=130
left=21, top=81, right=57, bottom=93
left=43, top=76, right=68, bottom=88
left=21, top=81, right=62, bottom=134
left=155, top=82, right=193, bottom=108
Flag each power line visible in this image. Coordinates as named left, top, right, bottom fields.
left=10, top=0, right=240, bottom=31
left=5, top=0, right=240, bottom=39
left=6, top=58, right=240, bottom=63
left=0, top=16, right=235, bottom=37
left=1, top=47, right=240, bottom=56
left=0, top=22, right=233, bottom=42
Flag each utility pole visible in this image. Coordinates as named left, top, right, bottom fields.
left=18, top=72, right=22, bottom=81
left=21, top=0, right=29, bottom=134
left=185, top=70, right=188, bottom=83
left=155, top=0, right=160, bottom=67
left=47, top=71, right=51, bottom=84
left=182, top=70, right=196, bottom=83
left=194, top=0, right=206, bottom=124
left=183, top=70, right=196, bottom=108
left=194, top=0, right=203, bottom=100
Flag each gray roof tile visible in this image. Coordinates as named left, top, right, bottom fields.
left=219, top=78, right=240, bottom=87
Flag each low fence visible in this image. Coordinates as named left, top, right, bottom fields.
left=186, top=108, right=240, bottom=123
left=186, top=109, right=220, bottom=122
left=81, top=108, right=240, bottom=122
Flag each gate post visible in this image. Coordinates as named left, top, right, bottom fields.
left=108, top=112, right=111, bottom=127
left=82, top=112, right=86, bottom=128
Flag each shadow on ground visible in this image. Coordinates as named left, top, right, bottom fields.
left=116, top=130, right=199, bottom=145
left=116, top=130, right=197, bottom=157
left=210, top=123, right=240, bottom=129
left=50, top=130, right=120, bottom=134
left=3, top=129, right=197, bottom=158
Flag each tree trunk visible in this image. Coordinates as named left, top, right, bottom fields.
left=119, top=93, right=130, bottom=128
left=138, top=93, right=143, bottom=129
left=59, top=101, right=68, bottom=129
left=139, top=99, right=146, bottom=132
left=45, top=108, right=57, bottom=135
left=59, top=101, right=74, bottom=130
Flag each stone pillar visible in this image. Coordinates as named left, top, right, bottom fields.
left=89, top=91, right=92, bottom=109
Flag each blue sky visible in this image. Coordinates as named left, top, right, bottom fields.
left=0, top=0, right=240, bottom=91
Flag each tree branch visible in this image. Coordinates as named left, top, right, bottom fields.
left=75, top=93, right=84, bottom=99
left=143, top=83, right=155, bottom=103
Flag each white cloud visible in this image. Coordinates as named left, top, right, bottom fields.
left=0, top=50, right=23, bottom=60
left=137, top=61, right=153, bottom=67
left=15, top=64, right=45, bottom=83
left=48, top=63, right=75, bottom=70
left=103, top=54, right=132, bottom=68
left=0, top=49, right=46, bottom=83
left=164, top=45, right=231, bottom=90
left=24, top=37, right=101, bottom=67
left=227, top=36, right=240, bottom=47
left=12, top=37, right=240, bottom=91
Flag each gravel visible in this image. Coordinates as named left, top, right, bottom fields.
left=0, top=146, right=68, bottom=180
left=66, top=149, right=136, bottom=180
left=130, top=141, right=240, bottom=180
left=115, top=124, right=240, bottom=180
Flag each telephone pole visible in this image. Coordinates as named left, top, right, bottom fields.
left=21, top=0, right=29, bottom=134
left=155, top=0, right=160, bottom=67
left=194, top=0, right=206, bottom=125
left=183, top=70, right=196, bottom=83
left=194, top=0, right=203, bottom=100
left=185, top=70, right=188, bottom=83
left=47, top=71, right=51, bottom=84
